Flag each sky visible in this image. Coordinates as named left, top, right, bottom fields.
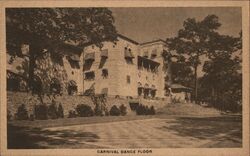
left=110, top=7, right=242, bottom=76
left=110, top=7, right=242, bottom=43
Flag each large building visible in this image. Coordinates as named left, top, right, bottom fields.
left=7, top=34, right=169, bottom=99
left=83, top=34, right=167, bottom=99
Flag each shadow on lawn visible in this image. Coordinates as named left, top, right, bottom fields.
left=159, top=116, right=242, bottom=147
left=8, top=124, right=100, bottom=149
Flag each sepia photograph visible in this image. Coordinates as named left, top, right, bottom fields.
left=0, top=1, right=249, bottom=156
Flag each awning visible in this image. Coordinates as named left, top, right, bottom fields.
left=100, top=49, right=108, bottom=58
left=101, top=88, right=108, bottom=94
left=84, top=53, right=95, bottom=61
left=68, top=80, right=77, bottom=86
left=170, top=84, right=192, bottom=92
left=124, top=50, right=134, bottom=58
left=69, top=54, right=80, bottom=62
left=138, top=56, right=160, bottom=66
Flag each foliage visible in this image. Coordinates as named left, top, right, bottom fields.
left=109, top=105, right=121, bottom=116
left=48, top=103, right=58, bottom=119
left=15, top=104, right=29, bottom=120
left=34, top=104, right=48, bottom=120
left=149, top=106, right=156, bottom=115
left=94, top=104, right=104, bottom=116
left=7, top=109, right=12, bottom=121
left=6, top=8, right=117, bottom=102
left=68, top=110, right=77, bottom=118
left=165, top=15, right=237, bottom=103
left=200, top=52, right=242, bottom=112
left=135, top=104, right=155, bottom=115
left=119, top=104, right=127, bottom=116
left=57, top=103, right=64, bottom=118
left=170, top=61, right=194, bottom=88
left=75, top=104, right=94, bottom=117
left=167, top=15, right=221, bottom=102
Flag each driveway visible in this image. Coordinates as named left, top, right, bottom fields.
left=8, top=115, right=242, bottom=148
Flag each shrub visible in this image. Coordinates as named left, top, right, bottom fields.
left=76, top=104, right=94, bottom=117
left=34, top=104, right=48, bottom=120
left=110, top=105, right=121, bottom=116
left=119, top=104, right=127, bottom=116
left=68, top=110, right=77, bottom=118
left=15, top=104, right=29, bottom=120
left=48, top=103, right=58, bottom=119
left=135, top=104, right=156, bottom=115
left=94, top=105, right=104, bottom=116
left=149, top=106, right=156, bottom=115
left=136, top=104, right=144, bottom=115
left=57, top=103, right=64, bottom=118
left=29, top=114, right=35, bottom=121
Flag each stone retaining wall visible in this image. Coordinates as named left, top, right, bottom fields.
left=7, top=91, right=168, bottom=118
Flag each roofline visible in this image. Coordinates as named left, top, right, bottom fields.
left=140, top=39, right=166, bottom=45
left=117, top=34, right=139, bottom=45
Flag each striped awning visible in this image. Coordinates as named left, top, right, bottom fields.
left=100, top=49, right=108, bottom=58
left=84, top=53, right=95, bottom=61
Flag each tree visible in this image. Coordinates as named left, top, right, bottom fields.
left=170, top=61, right=194, bottom=88
left=6, top=8, right=117, bottom=97
left=201, top=54, right=241, bottom=111
left=199, top=30, right=241, bottom=111
left=165, top=15, right=236, bottom=103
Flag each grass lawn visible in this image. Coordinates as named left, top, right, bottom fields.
left=8, top=115, right=156, bottom=128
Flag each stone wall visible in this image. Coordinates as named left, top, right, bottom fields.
left=7, top=91, right=168, bottom=118
left=7, top=91, right=134, bottom=117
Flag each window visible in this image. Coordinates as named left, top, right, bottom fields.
left=127, top=75, right=131, bottom=84
left=125, top=58, right=133, bottom=64
left=102, top=69, right=108, bottom=79
left=151, top=49, right=157, bottom=59
left=85, top=71, right=95, bottom=81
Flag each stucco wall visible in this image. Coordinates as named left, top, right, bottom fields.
left=83, top=37, right=168, bottom=98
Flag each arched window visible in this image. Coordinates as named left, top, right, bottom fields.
left=50, top=78, right=61, bottom=94
left=68, top=80, right=77, bottom=95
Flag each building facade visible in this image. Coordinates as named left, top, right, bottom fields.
left=7, top=42, right=84, bottom=96
left=83, top=35, right=167, bottom=99
left=7, top=34, right=168, bottom=99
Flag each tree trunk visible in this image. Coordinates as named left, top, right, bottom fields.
left=194, top=65, right=198, bottom=104
left=28, top=45, right=35, bottom=92
left=167, top=58, right=172, bottom=86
